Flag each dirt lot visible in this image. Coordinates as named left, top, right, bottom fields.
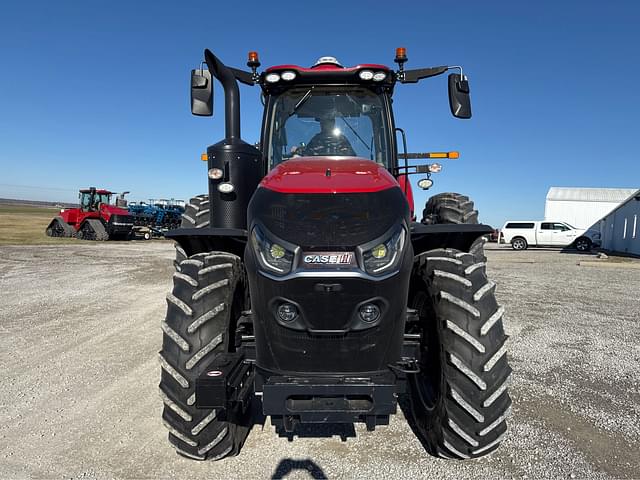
left=0, top=242, right=638, bottom=479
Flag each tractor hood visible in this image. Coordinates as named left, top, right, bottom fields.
left=249, top=158, right=410, bottom=249
left=259, top=158, right=399, bottom=194
left=100, top=204, right=130, bottom=220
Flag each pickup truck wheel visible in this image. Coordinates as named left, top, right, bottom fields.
left=575, top=237, right=592, bottom=252
left=511, top=237, right=527, bottom=250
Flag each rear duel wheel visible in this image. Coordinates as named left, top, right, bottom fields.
left=160, top=251, right=252, bottom=460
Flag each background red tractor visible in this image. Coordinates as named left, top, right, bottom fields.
left=45, top=187, right=134, bottom=240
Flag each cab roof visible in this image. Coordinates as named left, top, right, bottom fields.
left=80, top=189, right=113, bottom=194
left=262, top=61, right=396, bottom=93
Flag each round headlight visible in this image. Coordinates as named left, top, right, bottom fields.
left=359, top=304, right=380, bottom=323
left=372, top=71, right=387, bottom=82
left=418, top=178, right=434, bottom=190
left=217, top=182, right=235, bottom=194
left=277, top=303, right=298, bottom=323
left=269, top=243, right=286, bottom=259
left=208, top=168, right=223, bottom=180
left=265, top=73, right=280, bottom=83
left=359, top=70, right=374, bottom=81
left=281, top=71, right=296, bottom=81
left=371, top=244, right=387, bottom=259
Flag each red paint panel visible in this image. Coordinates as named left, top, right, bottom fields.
left=396, top=174, right=415, bottom=219
left=260, top=158, right=400, bottom=194
left=266, top=64, right=391, bottom=73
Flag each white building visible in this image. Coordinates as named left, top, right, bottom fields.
left=600, top=190, right=640, bottom=256
left=544, top=187, right=638, bottom=229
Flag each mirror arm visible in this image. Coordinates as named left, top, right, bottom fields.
left=399, top=66, right=448, bottom=83
left=447, top=65, right=466, bottom=81
left=229, top=67, right=258, bottom=86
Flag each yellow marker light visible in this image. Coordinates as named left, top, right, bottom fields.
left=270, top=243, right=286, bottom=259
left=201, top=153, right=208, bottom=161
left=372, top=244, right=387, bottom=259
left=426, top=151, right=459, bottom=159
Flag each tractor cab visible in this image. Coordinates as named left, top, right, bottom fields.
left=79, top=188, right=113, bottom=212
left=259, top=58, right=396, bottom=170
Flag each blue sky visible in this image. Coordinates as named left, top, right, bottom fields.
left=1, top=1, right=639, bottom=227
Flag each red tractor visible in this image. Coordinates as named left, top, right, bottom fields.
left=159, top=48, right=511, bottom=461
left=45, top=187, right=134, bottom=240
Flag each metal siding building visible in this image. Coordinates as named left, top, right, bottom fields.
left=600, top=190, right=640, bottom=256
left=544, top=187, right=638, bottom=229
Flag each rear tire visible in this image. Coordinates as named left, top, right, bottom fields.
left=181, top=195, right=210, bottom=229
left=174, top=195, right=209, bottom=271
left=160, top=251, right=251, bottom=460
left=511, top=237, right=527, bottom=250
left=422, top=193, right=479, bottom=225
left=422, top=192, right=486, bottom=261
left=408, top=248, right=512, bottom=459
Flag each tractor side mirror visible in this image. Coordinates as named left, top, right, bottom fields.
left=448, top=73, right=472, bottom=119
left=191, top=69, right=213, bottom=116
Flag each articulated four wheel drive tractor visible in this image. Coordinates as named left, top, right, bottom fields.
left=45, top=187, right=134, bottom=240
left=159, top=48, right=511, bottom=461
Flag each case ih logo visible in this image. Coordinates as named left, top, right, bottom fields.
left=303, top=252, right=354, bottom=266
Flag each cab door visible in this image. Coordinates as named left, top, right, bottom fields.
left=551, top=222, right=577, bottom=246
left=538, top=223, right=554, bottom=245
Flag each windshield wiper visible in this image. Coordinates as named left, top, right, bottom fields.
left=276, top=88, right=314, bottom=136
left=340, top=116, right=371, bottom=152
left=287, top=88, right=314, bottom=119
left=343, top=94, right=372, bottom=151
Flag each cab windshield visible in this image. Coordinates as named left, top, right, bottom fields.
left=267, top=87, right=391, bottom=169
left=80, top=192, right=111, bottom=210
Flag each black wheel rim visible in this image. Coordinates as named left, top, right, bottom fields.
left=411, top=291, right=442, bottom=412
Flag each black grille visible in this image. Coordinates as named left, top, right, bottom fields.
left=248, top=187, right=409, bottom=248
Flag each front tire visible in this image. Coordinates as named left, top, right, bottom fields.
left=408, top=248, right=512, bottom=459
left=160, top=251, right=251, bottom=460
left=574, top=237, right=592, bottom=252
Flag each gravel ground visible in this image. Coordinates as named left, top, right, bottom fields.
left=0, top=241, right=638, bottom=479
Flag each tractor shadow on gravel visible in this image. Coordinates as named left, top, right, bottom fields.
left=271, top=458, right=327, bottom=479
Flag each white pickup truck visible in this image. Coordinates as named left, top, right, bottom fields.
left=499, top=221, right=600, bottom=251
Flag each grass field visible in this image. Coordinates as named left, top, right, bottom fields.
left=0, top=204, right=78, bottom=245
